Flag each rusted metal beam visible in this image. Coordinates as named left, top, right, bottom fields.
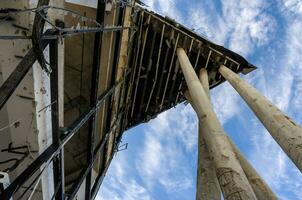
left=50, top=39, right=65, bottom=200
left=85, top=0, right=106, bottom=199
left=131, top=14, right=151, bottom=117
left=139, top=32, right=157, bottom=113
left=160, top=33, right=180, bottom=109
left=145, top=24, right=165, bottom=112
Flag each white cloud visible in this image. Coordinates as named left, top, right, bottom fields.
left=211, top=83, right=242, bottom=124
left=282, top=20, right=302, bottom=123
left=136, top=105, right=196, bottom=193
left=280, top=0, right=302, bottom=16
left=99, top=177, right=152, bottom=200
left=99, top=104, right=197, bottom=199
left=245, top=5, right=302, bottom=199
left=142, top=0, right=181, bottom=21
left=186, top=0, right=276, bottom=56
left=97, top=149, right=152, bottom=200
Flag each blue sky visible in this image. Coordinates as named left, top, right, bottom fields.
left=97, top=0, right=302, bottom=199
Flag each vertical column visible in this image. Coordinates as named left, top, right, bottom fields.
left=219, top=65, right=302, bottom=172
left=50, top=39, right=65, bottom=200
left=202, top=68, right=276, bottom=200
left=194, top=68, right=221, bottom=200
left=177, top=48, right=257, bottom=200
left=230, top=143, right=277, bottom=200
left=85, top=1, right=106, bottom=199
left=196, top=68, right=277, bottom=200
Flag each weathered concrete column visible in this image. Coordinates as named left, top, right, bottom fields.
left=188, top=68, right=221, bottom=200
left=177, top=48, right=257, bottom=200
left=196, top=124, right=221, bottom=200
left=219, top=65, right=302, bottom=172
left=184, top=91, right=221, bottom=200
left=196, top=68, right=276, bottom=200
left=197, top=69, right=221, bottom=200
left=200, top=68, right=276, bottom=200
left=230, top=143, right=277, bottom=200
left=199, top=68, right=210, bottom=97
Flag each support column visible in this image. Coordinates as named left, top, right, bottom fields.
left=177, top=48, right=257, bottom=200
left=196, top=68, right=276, bottom=200
left=195, top=68, right=221, bottom=200
left=200, top=68, right=276, bottom=199
left=219, top=65, right=302, bottom=172
left=230, top=143, right=277, bottom=200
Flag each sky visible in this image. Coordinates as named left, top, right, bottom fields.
left=97, top=0, right=302, bottom=199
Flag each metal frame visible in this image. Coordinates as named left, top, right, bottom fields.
left=50, top=39, right=65, bottom=200
left=145, top=24, right=165, bottom=112
left=0, top=2, right=255, bottom=199
left=0, top=1, right=129, bottom=199
left=84, top=1, right=106, bottom=199
left=160, top=33, right=180, bottom=109
left=0, top=68, right=129, bottom=199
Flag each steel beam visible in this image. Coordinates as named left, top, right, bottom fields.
left=131, top=14, right=151, bottom=117
left=160, top=33, right=180, bottom=109
left=0, top=74, right=127, bottom=200
left=85, top=1, right=106, bottom=199
left=139, top=32, right=157, bottom=113
left=145, top=24, right=165, bottom=112
left=124, top=10, right=144, bottom=125
left=66, top=115, right=122, bottom=200
left=50, top=39, right=65, bottom=200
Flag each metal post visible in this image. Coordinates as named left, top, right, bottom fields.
left=85, top=1, right=106, bottom=199
left=50, top=39, right=64, bottom=200
left=219, top=65, right=302, bottom=172
left=177, top=48, right=256, bottom=200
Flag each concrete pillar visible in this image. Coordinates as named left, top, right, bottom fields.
left=193, top=69, right=221, bottom=200
left=199, top=68, right=210, bottom=97
left=196, top=124, right=221, bottom=200
left=177, top=48, right=257, bottom=200
left=219, top=65, right=302, bottom=172
left=200, top=68, right=276, bottom=200
left=186, top=91, right=221, bottom=200
left=230, top=143, right=277, bottom=200
left=193, top=68, right=276, bottom=200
